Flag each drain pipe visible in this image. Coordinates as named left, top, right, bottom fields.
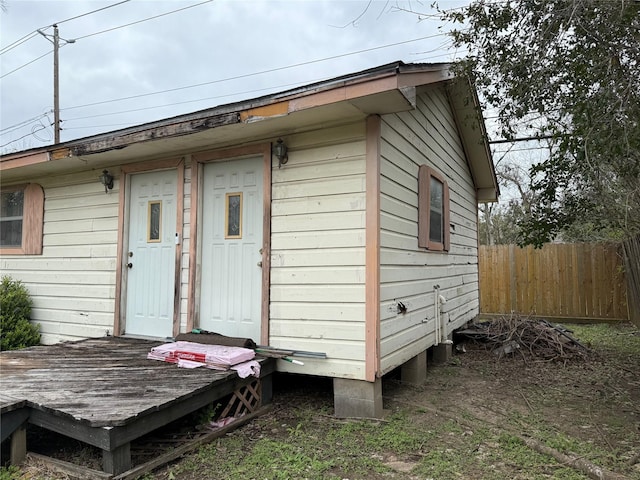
left=433, top=285, right=440, bottom=346
left=439, top=293, right=451, bottom=345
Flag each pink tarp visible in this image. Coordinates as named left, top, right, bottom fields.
left=147, top=341, right=260, bottom=377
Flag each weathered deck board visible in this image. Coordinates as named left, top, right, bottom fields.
left=0, top=336, right=259, bottom=427
left=0, top=336, right=274, bottom=475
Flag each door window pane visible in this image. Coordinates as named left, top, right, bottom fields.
left=225, top=193, right=242, bottom=239
left=148, top=201, right=162, bottom=242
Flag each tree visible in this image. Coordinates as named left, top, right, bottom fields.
left=442, top=0, right=640, bottom=246
left=479, top=156, right=538, bottom=245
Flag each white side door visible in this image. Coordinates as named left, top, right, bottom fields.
left=125, top=170, right=177, bottom=338
left=199, top=157, right=263, bottom=340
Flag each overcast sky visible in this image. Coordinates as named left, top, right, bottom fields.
left=0, top=0, right=473, bottom=153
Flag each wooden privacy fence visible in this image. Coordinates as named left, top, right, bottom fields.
left=622, top=234, right=640, bottom=326
left=479, top=243, right=628, bottom=321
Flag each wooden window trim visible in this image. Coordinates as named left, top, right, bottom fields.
left=0, top=183, right=44, bottom=255
left=224, top=192, right=243, bottom=239
left=418, top=165, right=450, bottom=252
left=147, top=200, right=162, bottom=243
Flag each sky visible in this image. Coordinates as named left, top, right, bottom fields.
left=0, top=0, right=471, bottom=153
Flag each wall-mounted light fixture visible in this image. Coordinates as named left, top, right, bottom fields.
left=273, top=138, right=288, bottom=168
left=99, top=170, right=114, bottom=193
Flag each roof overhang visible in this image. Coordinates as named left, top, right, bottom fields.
left=447, top=77, right=499, bottom=202
left=1, top=61, right=498, bottom=202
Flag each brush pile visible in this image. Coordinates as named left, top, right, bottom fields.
left=458, top=315, right=591, bottom=362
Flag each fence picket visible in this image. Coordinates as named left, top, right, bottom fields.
left=479, top=243, right=628, bottom=321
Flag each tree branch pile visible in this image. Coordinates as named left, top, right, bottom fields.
left=460, top=315, right=591, bottom=362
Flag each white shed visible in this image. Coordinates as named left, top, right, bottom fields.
left=0, top=62, right=498, bottom=417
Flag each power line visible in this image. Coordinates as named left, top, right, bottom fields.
left=492, top=146, right=553, bottom=153
left=54, top=0, right=132, bottom=26
left=0, top=31, right=39, bottom=55
left=0, top=124, right=49, bottom=149
left=62, top=31, right=452, bottom=112
left=0, top=49, right=54, bottom=79
left=73, top=0, right=214, bottom=41
left=0, top=0, right=213, bottom=78
left=0, top=112, right=51, bottom=135
left=63, top=48, right=469, bottom=123
left=489, top=134, right=555, bottom=145
left=64, top=76, right=334, bottom=122
left=0, top=43, right=462, bottom=141
left=0, top=1, right=131, bottom=56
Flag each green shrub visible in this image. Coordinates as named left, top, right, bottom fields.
left=0, top=276, right=40, bottom=351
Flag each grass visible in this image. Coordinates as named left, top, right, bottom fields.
left=7, top=321, right=640, bottom=479
left=163, top=403, right=606, bottom=480
left=571, top=322, right=640, bottom=356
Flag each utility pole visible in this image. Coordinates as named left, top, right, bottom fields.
left=53, top=25, right=60, bottom=144
left=38, top=25, right=74, bottom=144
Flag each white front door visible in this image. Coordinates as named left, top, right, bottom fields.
left=199, top=156, right=263, bottom=340
left=125, top=170, right=177, bottom=338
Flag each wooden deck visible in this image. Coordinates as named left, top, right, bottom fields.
left=0, top=336, right=274, bottom=476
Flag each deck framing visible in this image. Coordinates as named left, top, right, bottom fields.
left=0, top=337, right=274, bottom=475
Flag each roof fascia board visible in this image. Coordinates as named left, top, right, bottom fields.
left=71, top=112, right=240, bottom=156
left=447, top=78, right=499, bottom=202
left=0, top=151, right=51, bottom=173
left=397, top=69, right=453, bottom=88
left=1, top=62, right=455, bottom=165
left=71, top=68, right=448, bottom=156
left=245, top=67, right=451, bottom=121
left=288, top=75, right=400, bottom=111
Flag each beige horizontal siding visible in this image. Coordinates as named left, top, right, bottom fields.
left=269, top=122, right=367, bottom=379
left=378, top=85, right=481, bottom=375
left=0, top=170, right=120, bottom=344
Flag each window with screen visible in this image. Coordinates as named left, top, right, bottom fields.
left=418, top=165, right=450, bottom=251
left=0, top=183, right=44, bottom=255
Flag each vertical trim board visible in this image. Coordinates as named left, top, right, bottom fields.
left=365, top=115, right=381, bottom=382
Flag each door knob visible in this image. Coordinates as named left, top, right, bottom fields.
left=127, top=263, right=133, bottom=269
left=257, top=261, right=262, bottom=267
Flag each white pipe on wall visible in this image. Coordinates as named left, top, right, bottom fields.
left=433, top=285, right=440, bottom=346
left=439, top=294, right=450, bottom=344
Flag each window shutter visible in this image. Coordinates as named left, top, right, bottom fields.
left=23, top=183, right=44, bottom=255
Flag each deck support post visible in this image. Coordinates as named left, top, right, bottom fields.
left=261, top=373, right=273, bottom=406
left=102, top=442, right=131, bottom=475
left=401, top=350, right=427, bottom=385
left=10, top=424, right=27, bottom=466
left=333, top=378, right=383, bottom=418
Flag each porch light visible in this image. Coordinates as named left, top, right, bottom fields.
left=99, top=170, right=114, bottom=193
left=273, top=138, right=288, bottom=168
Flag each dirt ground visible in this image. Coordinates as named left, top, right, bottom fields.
left=11, top=322, right=640, bottom=480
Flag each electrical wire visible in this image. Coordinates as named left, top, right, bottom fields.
left=61, top=49, right=469, bottom=123
left=72, top=0, right=214, bottom=41
left=62, top=31, right=453, bottom=112
left=54, top=0, right=132, bottom=26
left=64, top=76, right=334, bottom=122
left=0, top=49, right=54, bottom=79
left=0, top=112, right=51, bottom=134
left=0, top=31, right=39, bottom=55
left=0, top=42, right=464, bottom=141
left=0, top=1, right=131, bottom=56
left=492, top=146, right=554, bottom=153
left=1, top=4, right=462, bottom=145
left=0, top=126, right=48, bottom=149
left=0, top=0, right=212, bottom=77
